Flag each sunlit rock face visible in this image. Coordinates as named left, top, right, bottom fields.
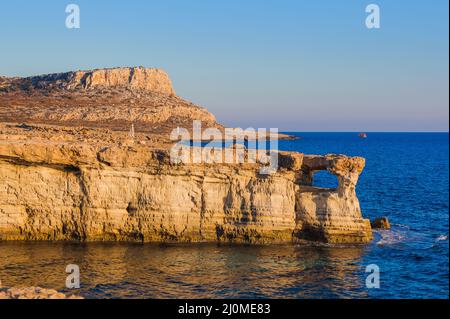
left=0, top=136, right=372, bottom=244
left=0, top=286, right=83, bottom=299
left=295, top=155, right=373, bottom=243
left=0, top=67, right=218, bottom=134
left=0, top=68, right=372, bottom=244
left=2, top=67, right=176, bottom=95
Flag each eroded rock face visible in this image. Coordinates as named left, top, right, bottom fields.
left=294, top=155, right=372, bottom=243
left=0, top=126, right=372, bottom=244
left=0, top=68, right=372, bottom=244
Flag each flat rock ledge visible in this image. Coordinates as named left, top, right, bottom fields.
left=0, top=286, right=83, bottom=299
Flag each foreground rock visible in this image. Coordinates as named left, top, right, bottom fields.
left=0, top=67, right=373, bottom=244
left=0, top=287, right=83, bottom=299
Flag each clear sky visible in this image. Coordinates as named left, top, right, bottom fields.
left=0, top=0, right=448, bottom=131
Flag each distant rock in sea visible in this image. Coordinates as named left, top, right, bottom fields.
left=371, top=217, right=391, bottom=229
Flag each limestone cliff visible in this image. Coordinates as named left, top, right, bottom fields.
left=0, top=286, right=83, bottom=299
left=1, top=67, right=175, bottom=95
left=0, top=67, right=218, bottom=134
left=0, top=68, right=373, bottom=244
left=0, top=124, right=372, bottom=244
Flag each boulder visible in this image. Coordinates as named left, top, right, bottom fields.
left=371, top=217, right=391, bottom=229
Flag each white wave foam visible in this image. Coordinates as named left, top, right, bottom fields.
left=376, top=229, right=406, bottom=246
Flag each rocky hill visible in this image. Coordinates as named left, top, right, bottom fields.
left=1, top=67, right=176, bottom=94
left=0, top=67, right=219, bottom=134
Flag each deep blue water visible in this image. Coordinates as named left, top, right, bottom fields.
left=0, top=133, right=448, bottom=299
left=279, top=132, right=449, bottom=298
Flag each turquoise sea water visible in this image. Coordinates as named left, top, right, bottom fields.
left=0, top=133, right=448, bottom=298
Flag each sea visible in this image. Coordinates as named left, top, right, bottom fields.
left=0, top=133, right=448, bottom=299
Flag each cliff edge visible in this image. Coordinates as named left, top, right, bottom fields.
left=0, top=67, right=372, bottom=244
left=0, top=67, right=218, bottom=134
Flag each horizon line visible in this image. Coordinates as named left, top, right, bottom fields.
left=279, top=131, right=449, bottom=133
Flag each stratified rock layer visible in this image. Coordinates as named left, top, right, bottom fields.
left=0, top=286, right=83, bottom=299
left=0, top=124, right=372, bottom=244
left=0, top=67, right=218, bottom=134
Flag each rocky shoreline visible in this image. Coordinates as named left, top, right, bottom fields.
left=0, top=286, right=83, bottom=299
left=0, top=67, right=373, bottom=244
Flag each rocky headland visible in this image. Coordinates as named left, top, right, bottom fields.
left=0, top=67, right=372, bottom=244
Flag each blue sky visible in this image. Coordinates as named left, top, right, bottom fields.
left=0, top=0, right=448, bottom=131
